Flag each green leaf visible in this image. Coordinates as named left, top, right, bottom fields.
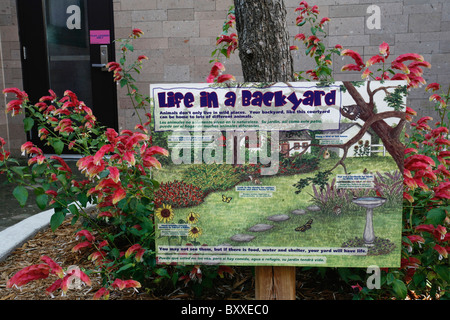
left=117, top=263, right=135, bottom=274
left=13, top=186, right=28, bottom=207
left=391, top=279, right=407, bottom=299
left=50, top=210, right=65, bottom=231
left=52, top=140, right=64, bottom=155
left=68, top=203, right=79, bottom=216
left=77, top=192, right=89, bottom=207
left=426, top=207, right=447, bottom=225
left=23, top=117, right=34, bottom=131
left=156, top=268, right=169, bottom=278
left=435, top=265, right=450, bottom=283
left=36, top=194, right=48, bottom=210
left=11, top=166, right=26, bottom=178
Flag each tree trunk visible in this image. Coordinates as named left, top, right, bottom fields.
left=234, top=0, right=296, bottom=300
left=234, top=0, right=294, bottom=82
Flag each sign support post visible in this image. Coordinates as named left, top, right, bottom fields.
left=255, top=266, right=296, bottom=300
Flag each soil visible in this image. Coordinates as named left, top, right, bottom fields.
left=0, top=218, right=354, bottom=300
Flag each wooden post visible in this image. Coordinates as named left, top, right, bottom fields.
left=255, top=266, right=296, bottom=300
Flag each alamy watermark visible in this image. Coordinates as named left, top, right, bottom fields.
left=366, top=265, right=381, bottom=289
left=169, top=125, right=281, bottom=176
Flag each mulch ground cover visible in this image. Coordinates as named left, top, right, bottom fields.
left=0, top=217, right=355, bottom=300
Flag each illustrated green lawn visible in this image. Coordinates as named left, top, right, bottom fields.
left=153, top=157, right=402, bottom=267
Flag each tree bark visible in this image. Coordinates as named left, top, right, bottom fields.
left=234, top=0, right=296, bottom=300
left=234, top=0, right=294, bottom=82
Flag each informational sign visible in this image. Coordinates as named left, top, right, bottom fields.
left=89, top=30, right=110, bottom=44
left=151, top=81, right=406, bottom=268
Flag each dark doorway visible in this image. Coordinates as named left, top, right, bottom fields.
left=16, top=0, right=118, bottom=153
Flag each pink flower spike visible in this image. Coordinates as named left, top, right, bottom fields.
left=45, top=278, right=62, bottom=296
left=112, top=187, right=126, bottom=204
left=40, top=256, right=64, bottom=278
left=366, top=55, right=384, bottom=67
left=295, top=33, right=306, bottom=41
left=108, top=166, right=120, bottom=183
left=433, top=244, right=448, bottom=260
left=112, top=278, right=142, bottom=290
left=125, top=244, right=142, bottom=259
left=76, top=229, right=95, bottom=242
left=426, top=83, right=441, bottom=92
left=319, top=17, right=330, bottom=26
left=393, top=53, right=424, bottom=64
left=362, top=68, right=372, bottom=80
left=217, top=74, right=235, bottom=83
left=379, top=42, right=390, bottom=58
left=93, top=287, right=110, bottom=300
left=391, top=61, right=410, bottom=74
left=3, top=87, right=28, bottom=100
left=72, top=241, right=92, bottom=253
left=341, top=49, right=364, bottom=67
left=290, top=45, right=298, bottom=51
left=341, top=64, right=363, bottom=72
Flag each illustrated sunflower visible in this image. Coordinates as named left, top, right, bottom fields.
left=187, top=212, right=200, bottom=224
left=188, top=226, right=202, bottom=238
left=155, top=204, right=174, bottom=223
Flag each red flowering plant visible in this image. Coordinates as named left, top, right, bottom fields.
left=291, top=1, right=449, bottom=300
left=292, top=1, right=337, bottom=82
left=207, top=5, right=236, bottom=84
left=1, top=29, right=174, bottom=299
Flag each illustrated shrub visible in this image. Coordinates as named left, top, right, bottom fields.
left=309, top=177, right=371, bottom=216
left=154, top=180, right=205, bottom=208
left=373, top=170, right=403, bottom=208
left=182, top=163, right=241, bottom=194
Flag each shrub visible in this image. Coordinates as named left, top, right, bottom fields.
left=182, top=163, right=241, bottom=194
left=154, top=180, right=205, bottom=208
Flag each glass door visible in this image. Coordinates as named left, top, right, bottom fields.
left=44, top=0, right=93, bottom=107
left=16, top=0, right=118, bottom=152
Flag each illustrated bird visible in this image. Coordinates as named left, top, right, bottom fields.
left=333, top=205, right=342, bottom=216
left=323, top=149, right=330, bottom=159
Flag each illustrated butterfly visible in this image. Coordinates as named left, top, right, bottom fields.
left=295, top=219, right=313, bottom=232
left=222, top=195, right=232, bottom=203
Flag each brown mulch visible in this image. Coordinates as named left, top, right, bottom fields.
left=0, top=218, right=354, bottom=300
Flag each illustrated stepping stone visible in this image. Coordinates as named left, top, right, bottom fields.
left=267, top=214, right=290, bottom=222
left=230, top=234, right=255, bottom=242
left=291, top=209, right=306, bottom=215
left=248, top=224, right=273, bottom=232
left=307, top=205, right=321, bottom=212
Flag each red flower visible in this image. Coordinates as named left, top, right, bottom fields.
left=111, top=278, right=141, bottom=290
left=379, top=42, right=390, bottom=58
left=137, top=55, right=148, bottom=62
left=393, top=53, right=424, bottom=64
left=426, top=82, right=441, bottom=92
left=75, top=229, right=95, bottom=242
left=341, top=49, right=364, bottom=68
left=93, top=287, right=110, bottom=300
left=7, top=264, right=50, bottom=288
left=40, top=256, right=64, bottom=278
left=366, top=55, right=384, bottom=67
left=132, top=28, right=144, bottom=38
left=72, top=241, right=92, bottom=252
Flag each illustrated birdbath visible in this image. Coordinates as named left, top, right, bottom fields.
left=352, top=197, right=387, bottom=246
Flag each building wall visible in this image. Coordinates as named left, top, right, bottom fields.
left=0, top=0, right=26, bottom=155
left=0, top=0, right=449, bottom=154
